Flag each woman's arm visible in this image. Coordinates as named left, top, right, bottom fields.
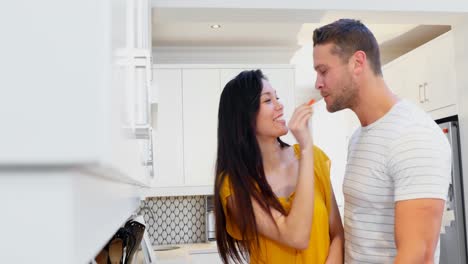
left=325, top=188, right=344, bottom=264
left=226, top=103, right=315, bottom=250
left=226, top=145, right=314, bottom=250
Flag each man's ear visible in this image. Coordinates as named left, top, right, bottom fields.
left=351, top=50, right=366, bottom=75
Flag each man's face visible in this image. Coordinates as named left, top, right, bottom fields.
left=313, top=43, right=358, bottom=113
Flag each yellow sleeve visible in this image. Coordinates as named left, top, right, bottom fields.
left=292, top=144, right=333, bottom=214
left=313, top=146, right=333, bottom=214
left=219, top=176, right=243, bottom=240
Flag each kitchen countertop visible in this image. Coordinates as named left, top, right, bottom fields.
left=134, top=241, right=218, bottom=263
left=179, top=241, right=218, bottom=254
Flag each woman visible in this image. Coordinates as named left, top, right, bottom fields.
left=214, top=70, right=344, bottom=264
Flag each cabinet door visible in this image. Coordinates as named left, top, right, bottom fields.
left=389, top=32, right=457, bottom=113
left=424, top=32, right=457, bottom=111
left=399, top=48, right=428, bottom=109
left=220, top=68, right=246, bottom=90
left=0, top=0, right=154, bottom=185
left=383, top=59, right=406, bottom=95
left=183, top=69, right=221, bottom=186
left=101, top=0, right=153, bottom=185
left=152, top=68, right=184, bottom=186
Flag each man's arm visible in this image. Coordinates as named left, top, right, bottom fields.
left=394, top=198, right=445, bottom=264
left=388, top=125, right=451, bottom=264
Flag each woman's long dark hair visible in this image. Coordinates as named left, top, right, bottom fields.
left=214, top=70, right=289, bottom=264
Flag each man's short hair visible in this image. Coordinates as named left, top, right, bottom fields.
left=313, top=19, right=382, bottom=76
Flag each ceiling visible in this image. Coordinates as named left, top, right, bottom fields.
left=151, top=8, right=451, bottom=100
left=152, top=8, right=450, bottom=63
left=152, top=8, right=323, bottom=47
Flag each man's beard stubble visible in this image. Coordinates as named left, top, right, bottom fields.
left=327, top=79, right=358, bottom=113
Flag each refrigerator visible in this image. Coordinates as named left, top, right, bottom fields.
left=438, top=120, right=467, bottom=264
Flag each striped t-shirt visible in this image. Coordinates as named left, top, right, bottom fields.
left=343, top=99, right=451, bottom=264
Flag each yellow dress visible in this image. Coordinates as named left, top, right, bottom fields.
left=220, top=145, right=332, bottom=264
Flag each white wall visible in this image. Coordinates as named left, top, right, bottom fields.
left=290, top=44, right=321, bottom=102
left=310, top=99, right=361, bottom=208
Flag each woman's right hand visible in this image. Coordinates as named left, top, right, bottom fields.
left=288, top=103, right=314, bottom=149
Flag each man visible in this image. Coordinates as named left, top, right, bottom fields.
left=312, top=19, right=451, bottom=263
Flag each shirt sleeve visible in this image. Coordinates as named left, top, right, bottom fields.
left=294, top=144, right=333, bottom=214
left=219, top=176, right=243, bottom=240
left=314, top=146, right=333, bottom=214
left=388, top=126, right=452, bottom=202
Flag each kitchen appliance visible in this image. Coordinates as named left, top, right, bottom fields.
left=438, top=118, right=467, bottom=264
left=206, top=196, right=216, bottom=241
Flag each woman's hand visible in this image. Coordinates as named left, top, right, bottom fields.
left=288, top=103, right=314, bottom=149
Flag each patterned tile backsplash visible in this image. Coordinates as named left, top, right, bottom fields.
left=137, top=196, right=206, bottom=245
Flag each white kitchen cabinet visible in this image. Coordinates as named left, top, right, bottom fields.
left=392, top=43, right=426, bottom=108
left=383, top=56, right=411, bottom=97
left=152, top=68, right=185, bottom=187
left=383, top=31, right=457, bottom=117
left=2, top=0, right=153, bottom=186
left=0, top=0, right=153, bottom=263
left=423, top=32, right=457, bottom=112
left=1, top=0, right=153, bottom=185
left=182, top=69, right=221, bottom=186
left=219, top=68, right=248, bottom=88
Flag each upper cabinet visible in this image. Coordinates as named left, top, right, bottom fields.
left=0, top=0, right=154, bottom=185
left=151, top=68, right=184, bottom=187
left=182, top=69, right=221, bottom=187
left=1, top=0, right=154, bottom=263
left=421, top=32, right=457, bottom=112
left=147, top=65, right=295, bottom=196
left=106, top=0, right=154, bottom=185
left=383, top=31, right=457, bottom=118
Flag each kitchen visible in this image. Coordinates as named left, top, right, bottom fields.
left=1, top=1, right=468, bottom=263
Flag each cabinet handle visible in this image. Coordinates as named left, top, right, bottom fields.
left=143, top=127, right=155, bottom=177
left=423, top=82, right=429, bottom=102
left=418, top=84, right=424, bottom=103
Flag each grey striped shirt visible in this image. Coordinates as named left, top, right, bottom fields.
left=343, top=99, right=451, bottom=264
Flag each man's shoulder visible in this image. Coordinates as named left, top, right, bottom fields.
left=383, top=100, right=438, bottom=132
left=395, top=99, right=432, bottom=122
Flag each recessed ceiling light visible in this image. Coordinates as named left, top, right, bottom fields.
left=210, top=24, right=221, bottom=29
